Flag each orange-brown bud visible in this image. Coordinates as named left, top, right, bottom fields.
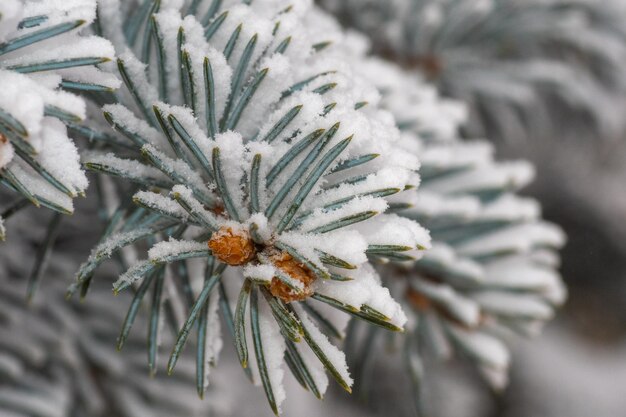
left=208, top=227, right=256, bottom=266
left=211, top=204, right=226, bottom=217
left=269, top=252, right=316, bottom=303
left=406, top=287, right=432, bottom=312
left=409, top=54, right=443, bottom=80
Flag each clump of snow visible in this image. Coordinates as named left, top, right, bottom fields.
left=284, top=230, right=368, bottom=267
left=295, top=304, right=353, bottom=388
left=115, top=260, right=153, bottom=288
left=23, top=0, right=97, bottom=27
left=103, top=104, right=165, bottom=148
left=315, top=265, right=407, bottom=328
left=133, top=190, right=189, bottom=221
left=3, top=36, right=114, bottom=68
left=9, top=164, right=74, bottom=213
left=293, top=336, right=330, bottom=396
left=300, top=196, right=388, bottom=233
left=211, top=131, right=247, bottom=215
left=246, top=213, right=272, bottom=243
left=140, top=144, right=207, bottom=193
left=242, top=264, right=275, bottom=284
left=238, top=53, right=294, bottom=138
left=36, top=119, right=88, bottom=195
left=0, top=70, right=46, bottom=143
left=84, top=152, right=166, bottom=182
left=170, top=185, right=219, bottom=229
left=256, top=92, right=325, bottom=143
left=360, top=214, right=431, bottom=250
left=116, top=50, right=159, bottom=113
left=92, top=228, right=152, bottom=260
left=148, top=238, right=207, bottom=262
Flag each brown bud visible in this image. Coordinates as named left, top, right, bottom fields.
left=406, top=287, right=432, bottom=312
left=269, top=252, right=316, bottom=303
left=411, top=54, right=443, bottom=80
left=211, top=204, right=226, bottom=217
left=208, top=227, right=256, bottom=266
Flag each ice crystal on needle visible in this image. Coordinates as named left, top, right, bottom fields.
left=0, top=0, right=117, bottom=240
left=70, top=1, right=429, bottom=413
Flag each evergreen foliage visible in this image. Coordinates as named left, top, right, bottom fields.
left=0, top=0, right=117, bottom=241
left=68, top=1, right=429, bottom=413
left=321, top=0, right=626, bottom=141
left=0, top=1, right=572, bottom=416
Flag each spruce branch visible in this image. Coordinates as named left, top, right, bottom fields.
left=70, top=1, right=430, bottom=413
left=349, top=53, right=566, bottom=413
